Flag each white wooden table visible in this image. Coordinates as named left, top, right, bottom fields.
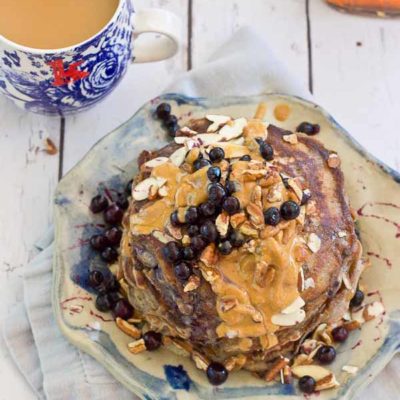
left=0, top=1, right=399, bottom=399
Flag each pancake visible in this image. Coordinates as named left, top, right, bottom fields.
left=117, top=106, right=367, bottom=376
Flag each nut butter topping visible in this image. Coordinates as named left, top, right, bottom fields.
left=128, top=107, right=312, bottom=340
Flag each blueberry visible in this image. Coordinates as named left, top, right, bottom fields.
left=222, top=196, right=240, bottom=215
left=90, top=234, right=109, bottom=251
left=162, top=241, right=182, bottom=262
left=259, top=141, right=274, bottom=161
left=101, top=247, right=119, bottom=263
left=208, top=183, right=226, bottom=205
left=350, top=289, right=364, bottom=308
left=143, top=331, right=162, bottom=351
left=300, top=189, right=312, bottom=205
left=185, top=206, right=199, bottom=224
left=225, top=181, right=236, bottom=195
left=182, top=246, right=195, bottom=260
left=88, top=270, right=104, bottom=290
left=95, top=293, right=113, bottom=312
left=332, top=326, right=349, bottom=342
left=316, top=345, right=336, bottom=364
left=104, top=227, right=122, bottom=246
left=263, top=207, right=281, bottom=226
left=164, top=115, right=179, bottom=137
left=296, top=122, right=320, bottom=135
left=190, top=236, right=207, bottom=252
left=298, top=375, right=316, bottom=394
left=170, top=211, right=182, bottom=227
left=199, top=202, right=216, bottom=217
left=156, top=103, right=171, bottom=120
left=116, top=194, right=129, bottom=210
left=112, top=298, right=134, bottom=319
left=229, top=231, right=245, bottom=248
left=103, top=204, right=124, bottom=225
left=240, top=155, right=251, bottom=161
left=90, top=195, right=109, bottom=213
left=206, top=362, right=228, bottom=386
left=200, top=220, right=218, bottom=243
left=218, top=241, right=233, bottom=255
left=125, top=179, right=133, bottom=195
left=207, top=166, right=222, bottom=183
left=193, top=158, right=211, bottom=171
left=174, top=262, right=192, bottom=281
left=209, top=147, right=225, bottom=163
left=280, top=201, right=300, bottom=220
left=187, top=225, right=199, bottom=237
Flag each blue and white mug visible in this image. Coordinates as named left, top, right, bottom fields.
left=0, top=1, right=181, bottom=115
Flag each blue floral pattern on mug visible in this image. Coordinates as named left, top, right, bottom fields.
left=0, top=0, right=134, bottom=115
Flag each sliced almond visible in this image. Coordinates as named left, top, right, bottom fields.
left=342, top=365, right=359, bottom=374
left=292, top=365, right=331, bottom=381
left=315, top=373, right=339, bottom=391
left=287, top=178, right=303, bottom=201
left=327, top=153, right=341, bottom=168
left=304, top=277, right=315, bottom=289
left=224, top=354, right=247, bottom=372
left=283, top=133, right=298, bottom=145
left=152, top=230, right=175, bottom=243
left=301, top=339, right=319, bottom=355
left=363, top=301, right=385, bottom=321
left=180, top=126, right=197, bottom=135
left=128, top=338, right=146, bottom=354
left=132, top=177, right=167, bottom=201
left=338, top=231, right=347, bottom=238
left=192, top=352, right=209, bottom=371
left=307, top=233, right=321, bottom=253
left=271, top=308, right=305, bottom=327
left=169, top=146, right=187, bottom=166
left=343, top=320, right=361, bottom=331
left=281, top=296, right=305, bottom=314
left=293, top=354, right=313, bottom=367
left=116, top=317, right=141, bottom=339
left=183, top=275, right=200, bottom=292
left=144, top=157, right=168, bottom=168
left=158, top=185, right=169, bottom=197
left=194, top=133, right=222, bottom=146
left=206, top=115, right=231, bottom=132
left=215, top=212, right=230, bottom=236
left=219, top=117, right=247, bottom=140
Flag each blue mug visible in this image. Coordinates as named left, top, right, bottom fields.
left=0, top=0, right=181, bottom=115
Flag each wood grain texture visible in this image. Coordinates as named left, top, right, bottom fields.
left=192, top=0, right=309, bottom=88
left=61, top=0, right=189, bottom=175
left=0, top=97, right=60, bottom=400
left=310, top=0, right=400, bottom=171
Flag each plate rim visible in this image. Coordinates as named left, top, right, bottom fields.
left=52, top=93, right=400, bottom=400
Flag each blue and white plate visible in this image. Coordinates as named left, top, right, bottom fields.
left=53, top=94, right=400, bottom=399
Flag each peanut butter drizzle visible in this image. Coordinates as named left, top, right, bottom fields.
left=130, top=109, right=303, bottom=340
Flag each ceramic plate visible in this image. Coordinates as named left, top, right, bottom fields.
left=53, top=94, right=400, bottom=400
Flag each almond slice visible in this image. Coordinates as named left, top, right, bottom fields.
left=206, top=115, right=231, bottom=132
left=292, top=365, right=331, bottom=381
left=132, top=177, right=166, bottom=201
left=307, top=233, right=321, bottom=253
left=219, top=118, right=247, bottom=140
left=363, top=301, right=385, bottom=321
left=315, top=373, right=339, bottom=391
left=281, top=297, right=305, bottom=314
left=271, top=308, right=305, bottom=327
left=169, top=146, right=187, bottom=166
left=283, top=133, right=298, bottom=144
left=144, top=157, right=169, bottom=168
left=194, top=133, right=222, bottom=146
left=342, top=365, right=358, bottom=374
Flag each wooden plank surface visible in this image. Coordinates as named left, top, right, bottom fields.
left=0, top=98, right=60, bottom=400
left=0, top=0, right=399, bottom=398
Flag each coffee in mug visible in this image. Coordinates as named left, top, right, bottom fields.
left=0, top=1, right=181, bottom=115
left=0, top=0, right=120, bottom=49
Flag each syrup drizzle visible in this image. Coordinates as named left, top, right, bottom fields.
left=366, top=252, right=393, bottom=269
left=89, top=309, right=114, bottom=322
left=357, top=202, right=400, bottom=238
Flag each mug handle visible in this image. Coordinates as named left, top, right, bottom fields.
left=132, top=8, right=181, bottom=63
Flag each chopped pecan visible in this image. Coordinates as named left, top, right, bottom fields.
left=216, top=212, right=230, bottom=236
left=246, top=203, right=264, bottom=228
left=265, top=357, right=288, bottom=382
left=327, top=153, right=341, bottom=168
left=183, top=275, right=200, bottom=292
left=116, top=318, right=141, bottom=339
left=239, top=221, right=258, bottom=237
left=192, top=352, right=209, bottom=371
left=230, top=212, right=247, bottom=228
left=200, top=243, right=219, bottom=267
left=128, top=338, right=146, bottom=354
